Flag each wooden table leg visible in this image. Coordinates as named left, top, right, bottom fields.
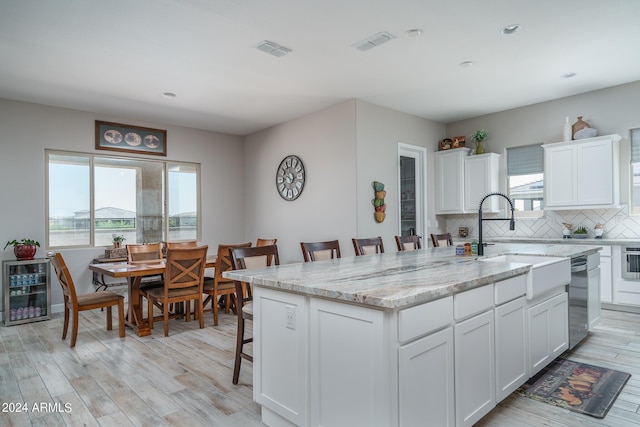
left=126, top=277, right=151, bottom=337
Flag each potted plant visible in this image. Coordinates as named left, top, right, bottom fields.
left=112, top=234, right=126, bottom=248
left=471, top=129, right=488, bottom=154
left=4, top=238, right=41, bottom=260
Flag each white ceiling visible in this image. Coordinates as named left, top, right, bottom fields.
left=1, top=0, right=639, bottom=136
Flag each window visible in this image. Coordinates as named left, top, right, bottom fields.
left=506, top=144, right=544, bottom=216
left=47, top=151, right=200, bottom=248
left=631, top=128, right=640, bottom=215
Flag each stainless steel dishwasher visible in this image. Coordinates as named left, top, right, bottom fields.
left=568, top=253, right=600, bottom=349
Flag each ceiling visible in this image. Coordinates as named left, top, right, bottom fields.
left=1, top=0, right=639, bottom=136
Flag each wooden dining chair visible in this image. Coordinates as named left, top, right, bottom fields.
left=164, top=240, right=198, bottom=249
left=395, top=235, right=422, bottom=251
left=127, top=242, right=165, bottom=310
left=203, top=242, right=252, bottom=325
left=49, top=253, right=125, bottom=348
left=256, top=238, right=277, bottom=246
left=300, top=240, right=341, bottom=262
left=229, top=244, right=280, bottom=384
left=144, top=245, right=208, bottom=336
left=352, top=237, right=385, bottom=256
left=430, top=233, right=453, bottom=247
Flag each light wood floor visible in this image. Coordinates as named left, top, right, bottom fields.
left=2, top=308, right=640, bottom=426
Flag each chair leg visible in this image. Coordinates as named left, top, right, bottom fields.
left=185, top=300, right=191, bottom=322
left=197, top=298, right=204, bottom=329
left=163, top=301, right=170, bottom=337
left=117, top=299, right=125, bottom=338
left=106, top=306, right=113, bottom=331
left=148, top=297, right=154, bottom=330
left=213, top=296, right=219, bottom=326
left=232, top=317, right=244, bottom=384
left=70, top=310, right=79, bottom=348
left=62, top=306, right=69, bottom=340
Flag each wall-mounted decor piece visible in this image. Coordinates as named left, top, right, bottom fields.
left=95, top=120, right=167, bottom=156
left=276, top=154, right=306, bottom=201
left=372, top=181, right=386, bottom=223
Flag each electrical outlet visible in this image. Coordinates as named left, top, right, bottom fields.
left=286, top=305, right=296, bottom=330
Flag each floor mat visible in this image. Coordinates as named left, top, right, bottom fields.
left=517, top=358, right=631, bottom=418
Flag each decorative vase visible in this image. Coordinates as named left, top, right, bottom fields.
left=572, top=116, right=590, bottom=138
left=113, top=241, right=121, bottom=249
left=475, top=141, right=485, bottom=154
left=563, top=116, right=572, bottom=141
left=14, top=244, right=37, bottom=260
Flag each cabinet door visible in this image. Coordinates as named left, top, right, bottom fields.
left=588, top=266, right=601, bottom=329
left=600, top=255, right=612, bottom=303
left=528, top=292, right=568, bottom=376
left=455, top=310, right=495, bottom=427
left=545, top=145, right=577, bottom=207
left=399, top=327, right=454, bottom=427
left=495, top=297, right=527, bottom=401
left=310, top=299, right=387, bottom=427
left=578, top=140, right=613, bottom=205
left=464, top=153, right=500, bottom=213
left=435, top=150, right=466, bottom=213
left=4, top=259, right=50, bottom=326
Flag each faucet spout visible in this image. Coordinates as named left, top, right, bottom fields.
left=478, top=192, right=515, bottom=256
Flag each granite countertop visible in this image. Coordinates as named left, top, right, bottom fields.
left=223, top=243, right=600, bottom=310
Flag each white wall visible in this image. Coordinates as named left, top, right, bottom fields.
left=243, top=100, right=358, bottom=263
left=443, top=80, right=640, bottom=240
left=0, top=98, right=245, bottom=314
left=355, top=100, right=445, bottom=247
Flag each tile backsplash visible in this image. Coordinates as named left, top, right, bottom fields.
left=445, top=206, right=640, bottom=240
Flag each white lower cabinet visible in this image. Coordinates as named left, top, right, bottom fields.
left=495, top=296, right=527, bottom=401
left=527, top=292, right=569, bottom=377
left=309, top=298, right=387, bottom=427
left=454, top=309, right=495, bottom=427
left=399, top=327, right=455, bottom=427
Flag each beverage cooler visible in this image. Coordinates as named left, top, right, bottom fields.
left=3, top=258, right=50, bottom=326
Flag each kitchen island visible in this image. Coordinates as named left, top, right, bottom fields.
left=224, top=243, right=600, bottom=427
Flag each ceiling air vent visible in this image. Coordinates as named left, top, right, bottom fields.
left=257, top=40, right=292, bottom=57
left=351, top=31, right=395, bottom=52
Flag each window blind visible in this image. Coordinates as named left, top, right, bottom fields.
left=506, top=144, right=544, bottom=176
left=631, top=128, right=640, bottom=163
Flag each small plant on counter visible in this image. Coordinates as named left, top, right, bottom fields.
left=574, top=226, right=588, bottom=235
left=112, top=234, right=126, bottom=248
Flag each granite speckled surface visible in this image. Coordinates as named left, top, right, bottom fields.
left=223, top=243, right=600, bottom=310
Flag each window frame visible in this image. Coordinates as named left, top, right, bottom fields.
left=46, top=149, right=201, bottom=249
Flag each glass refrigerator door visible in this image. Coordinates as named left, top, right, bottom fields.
left=4, top=259, right=50, bottom=326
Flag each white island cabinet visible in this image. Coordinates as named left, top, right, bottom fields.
left=225, top=242, right=597, bottom=427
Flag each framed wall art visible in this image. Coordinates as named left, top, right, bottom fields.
left=95, top=120, right=167, bottom=156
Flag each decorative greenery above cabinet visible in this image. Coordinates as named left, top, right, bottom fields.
left=435, top=149, right=501, bottom=214
left=543, top=134, right=621, bottom=210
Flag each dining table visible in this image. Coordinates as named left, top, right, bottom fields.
left=89, top=255, right=217, bottom=336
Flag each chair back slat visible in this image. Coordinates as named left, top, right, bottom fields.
left=256, top=238, right=277, bottom=247
left=49, top=253, right=78, bottom=306
left=127, top=243, right=163, bottom=263
left=352, top=237, right=384, bottom=256
left=430, top=233, right=453, bottom=247
left=395, top=235, right=422, bottom=251
left=165, top=246, right=208, bottom=293
left=300, top=240, right=341, bottom=262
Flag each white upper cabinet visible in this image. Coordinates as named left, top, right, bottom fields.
left=435, top=149, right=500, bottom=214
left=543, top=134, right=621, bottom=209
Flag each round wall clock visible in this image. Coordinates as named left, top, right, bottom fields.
left=276, top=155, right=306, bottom=201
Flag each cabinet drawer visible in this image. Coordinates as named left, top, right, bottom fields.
left=454, top=285, right=494, bottom=321
left=494, top=275, right=527, bottom=305
left=399, top=296, right=453, bottom=343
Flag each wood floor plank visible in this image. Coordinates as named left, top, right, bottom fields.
left=3, top=308, right=640, bottom=426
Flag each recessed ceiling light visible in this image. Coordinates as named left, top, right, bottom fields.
left=459, top=61, right=474, bottom=68
left=161, top=92, right=176, bottom=99
left=501, top=24, right=520, bottom=35
left=562, top=72, right=577, bottom=79
left=405, top=29, right=423, bottom=38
